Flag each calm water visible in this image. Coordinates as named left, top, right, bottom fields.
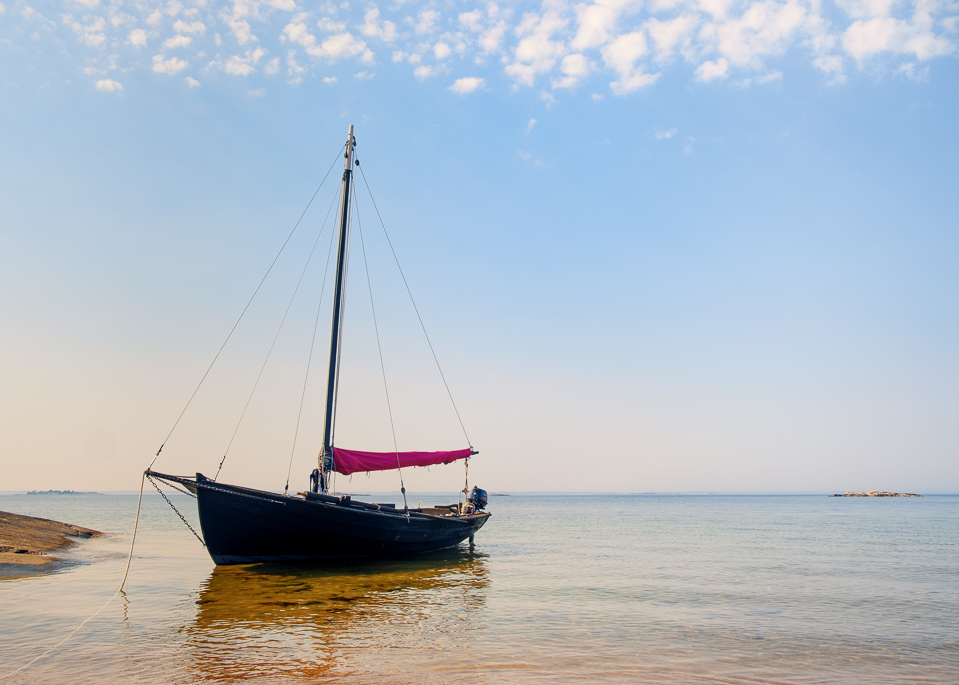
left=1, top=493, right=956, bottom=683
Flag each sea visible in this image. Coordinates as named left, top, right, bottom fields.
left=0, top=492, right=956, bottom=684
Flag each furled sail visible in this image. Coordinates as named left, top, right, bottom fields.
left=331, top=447, right=473, bottom=475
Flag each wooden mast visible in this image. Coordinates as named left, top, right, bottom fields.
left=320, top=124, right=355, bottom=487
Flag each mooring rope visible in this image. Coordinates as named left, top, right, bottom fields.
left=0, top=472, right=148, bottom=681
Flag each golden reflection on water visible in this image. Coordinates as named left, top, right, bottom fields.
left=186, top=548, right=489, bottom=683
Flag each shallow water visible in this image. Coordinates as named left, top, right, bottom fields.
left=1, top=493, right=957, bottom=683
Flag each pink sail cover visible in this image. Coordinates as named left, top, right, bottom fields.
left=332, top=447, right=473, bottom=475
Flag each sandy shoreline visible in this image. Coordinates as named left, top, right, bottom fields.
left=0, top=510, right=101, bottom=578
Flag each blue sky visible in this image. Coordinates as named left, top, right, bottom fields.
left=1, top=0, right=957, bottom=493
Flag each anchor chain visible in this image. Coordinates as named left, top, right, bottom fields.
left=147, top=475, right=206, bottom=547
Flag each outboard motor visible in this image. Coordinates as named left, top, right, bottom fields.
left=466, top=486, right=488, bottom=511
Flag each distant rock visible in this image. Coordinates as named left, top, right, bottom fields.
left=828, top=491, right=921, bottom=497
left=26, top=490, right=99, bottom=495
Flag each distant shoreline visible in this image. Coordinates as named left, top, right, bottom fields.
left=26, top=490, right=100, bottom=496
left=829, top=491, right=921, bottom=497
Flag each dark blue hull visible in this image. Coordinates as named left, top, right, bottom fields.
left=149, top=471, right=490, bottom=565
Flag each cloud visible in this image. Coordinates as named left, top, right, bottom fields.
left=695, top=57, right=729, bottom=81
left=654, top=127, right=677, bottom=139
left=602, top=31, right=660, bottom=93
left=247, top=87, right=265, bottom=96
left=415, top=10, right=440, bottom=34
left=146, top=10, right=162, bottom=26
left=449, top=76, right=485, bottom=94
left=152, top=54, right=189, bottom=74
left=506, top=3, right=569, bottom=86
left=265, top=57, right=280, bottom=74
left=526, top=118, right=537, bottom=133
left=163, top=35, right=192, bottom=49
left=224, top=48, right=266, bottom=75
left=323, top=75, right=337, bottom=83
left=354, top=71, right=374, bottom=79
left=843, top=16, right=954, bottom=61
left=434, top=41, right=451, bottom=59
left=572, top=0, right=634, bottom=51
left=184, top=76, right=200, bottom=87
left=361, top=8, right=397, bottom=43
left=65, top=16, right=107, bottom=47
left=95, top=78, right=123, bottom=92
left=127, top=28, right=148, bottom=47
left=553, top=53, right=590, bottom=88
left=413, top=64, right=442, bottom=79
left=173, top=20, right=205, bottom=35
left=307, top=33, right=369, bottom=62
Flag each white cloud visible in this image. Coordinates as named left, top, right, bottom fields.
left=654, top=127, right=677, bottom=139
left=526, top=117, right=537, bottom=133
left=95, top=78, right=122, bottom=92
left=361, top=8, right=397, bottom=43
left=287, top=49, right=305, bottom=84
left=572, top=0, right=635, bottom=51
left=283, top=15, right=315, bottom=48
left=270, top=0, right=296, bottom=11
left=224, top=48, right=266, bottom=75
left=70, top=0, right=100, bottom=8
left=265, top=57, right=280, bottom=75
left=65, top=16, right=107, bottom=47
left=506, top=4, right=569, bottom=86
left=843, top=16, right=954, bottom=61
left=695, top=57, right=729, bottom=81
left=355, top=70, right=374, bottom=79
left=479, top=21, right=508, bottom=52
left=553, top=53, right=590, bottom=88
left=434, top=41, right=451, bottom=59
left=307, top=32, right=369, bottom=62
left=248, top=87, right=265, bottom=96
left=459, top=9, right=483, bottom=32
left=415, top=10, right=440, bottom=34
left=709, top=0, right=807, bottom=68
left=163, top=35, right=192, bottom=49
left=127, top=28, right=148, bottom=47
left=0, top=3, right=7, bottom=14
left=172, top=20, right=205, bottom=35
left=184, top=76, right=200, bottom=87
left=152, top=54, right=189, bottom=74
left=146, top=9, right=162, bottom=26
left=602, top=31, right=660, bottom=93
left=323, top=75, right=337, bottom=83
left=413, top=64, right=441, bottom=79
left=449, top=76, right=485, bottom=93
left=895, top=61, right=929, bottom=80
left=646, top=14, right=699, bottom=61
left=318, top=17, right=347, bottom=32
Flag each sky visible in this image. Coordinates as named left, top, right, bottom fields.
left=1, top=0, right=957, bottom=494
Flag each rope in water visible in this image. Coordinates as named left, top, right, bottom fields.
left=0, top=472, right=148, bottom=681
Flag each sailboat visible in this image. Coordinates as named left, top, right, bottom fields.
left=148, top=126, right=490, bottom=565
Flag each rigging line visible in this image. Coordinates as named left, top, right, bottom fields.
left=355, top=193, right=409, bottom=514
left=216, top=186, right=340, bottom=480
left=284, top=212, right=339, bottom=493
left=150, top=144, right=346, bottom=469
left=1, top=472, right=148, bottom=681
left=356, top=164, right=472, bottom=447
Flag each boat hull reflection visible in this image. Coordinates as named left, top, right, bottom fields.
left=186, top=548, right=489, bottom=682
